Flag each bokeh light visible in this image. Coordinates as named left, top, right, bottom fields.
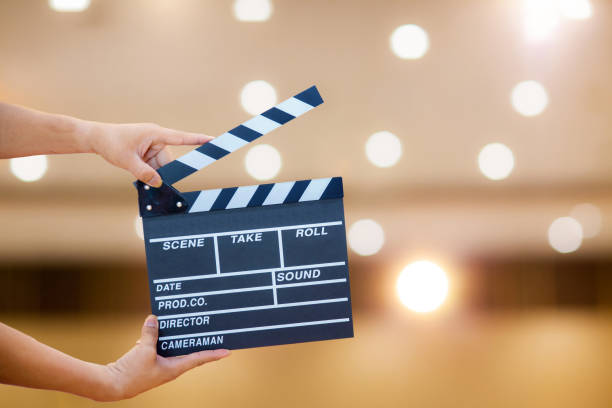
left=348, top=219, right=385, bottom=256
left=233, top=0, right=273, bottom=22
left=511, top=80, right=549, bottom=116
left=244, top=144, right=281, bottom=181
left=48, top=0, right=90, bottom=12
left=240, top=80, right=277, bottom=115
left=478, top=143, right=514, bottom=181
left=397, top=260, right=449, bottom=313
left=570, top=203, right=602, bottom=238
left=548, top=216, right=583, bottom=253
left=559, top=0, right=592, bottom=20
left=10, top=155, right=48, bottom=182
left=365, top=131, right=402, bottom=168
left=390, top=24, right=429, bottom=59
left=522, top=0, right=561, bottom=41
left=134, top=216, right=144, bottom=240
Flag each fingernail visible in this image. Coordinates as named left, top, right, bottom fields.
left=144, top=315, right=157, bottom=328
left=148, top=177, right=163, bottom=188
left=217, top=349, right=230, bottom=357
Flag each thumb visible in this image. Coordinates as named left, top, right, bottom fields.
left=139, top=315, right=159, bottom=348
left=130, top=159, right=163, bottom=188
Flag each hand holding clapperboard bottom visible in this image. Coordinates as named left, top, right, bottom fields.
left=136, top=86, right=354, bottom=356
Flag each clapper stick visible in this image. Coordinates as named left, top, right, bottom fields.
left=136, top=85, right=353, bottom=356
left=157, top=85, right=324, bottom=186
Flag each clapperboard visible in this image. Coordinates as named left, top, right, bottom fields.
left=135, top=86, right=354, bottom=356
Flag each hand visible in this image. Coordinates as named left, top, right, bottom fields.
left=90, top=123, right=212, bottom=187
left=102, top=315, right=230, bottom=401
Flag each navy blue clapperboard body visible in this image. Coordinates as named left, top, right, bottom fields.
left=135, top=86, right=354, bottom=356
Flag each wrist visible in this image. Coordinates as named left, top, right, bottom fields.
left=71, top=362, right=123, bottom=402
left=71, top=118, right=103, bottom=155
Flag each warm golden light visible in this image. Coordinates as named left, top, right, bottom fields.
left=548, top=216, right=583, bottom=253
left=478, top=143, right=515, bottom=181
left=48, top=0, right=90, bottom=12
left=397, top=260, right=449, bottom=313
left=348, top=219, right=385, bottom=256
left=511, top=80, right=549, bottom=117
left=570, top=203, right=601, bottom=238
left=365, top=131, right=402, bottom=168
left=559, top=0, right=592, bottom=20
left=522, top=0, right=561, bottom=41
left=233, top=0, right=273, bottom=22
left=244, top=144, right=282, bottom=181
left=240, top=80, right=277, bottom=115
left=390, top=24, right=429, bottom=60
left=10, top=155, right=48, bottom=182
left=134, top=216, right=144, bottom=240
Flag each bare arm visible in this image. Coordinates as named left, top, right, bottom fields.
left=0, top=102, right=212, bottom=187
left=0, top=316, right=230, bottom=401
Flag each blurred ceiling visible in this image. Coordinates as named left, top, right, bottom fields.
left=1, top=0, right=611, bottom=262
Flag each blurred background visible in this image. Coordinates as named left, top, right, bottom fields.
left=1, top=0, right=612, bottom=406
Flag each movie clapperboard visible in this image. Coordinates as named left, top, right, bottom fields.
left=135, top=86, right=354, bottom=356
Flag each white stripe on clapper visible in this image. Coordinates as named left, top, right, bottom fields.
left=299, top=177, right=332, bottom=202
left=226, top=185, right=258, bottom=209
left=243, top=115, right=281, bottom=134
left=158, top=297, right=349, bottom=320
left=276, top=97, right=314, bottom=117
left=213, top=235, right=220, bottom=274
left=209, top=132, right=249, bottom=152
left=262, top=181, right=295, bottom=205
left=155, top=279, right=346, bottom=301
left=159, top=318, right=350, bottom=341
left=189, top=189, right=222, bottom=213
left=177, top=150, right=216, bottom=170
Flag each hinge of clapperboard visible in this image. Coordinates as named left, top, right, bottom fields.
left=134, top=85, right=343, bottom=217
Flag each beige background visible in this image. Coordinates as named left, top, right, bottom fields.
left=1, top=0, right=611, bottom=407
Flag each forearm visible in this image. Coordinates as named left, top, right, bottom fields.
left=0, top=322, right=114, bottom=401
left=0, top=102, right=95, bottom=159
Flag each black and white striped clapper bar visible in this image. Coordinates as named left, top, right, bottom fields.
left=135, top=86, right=354, bottom=356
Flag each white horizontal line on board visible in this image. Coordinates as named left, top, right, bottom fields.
left=157, top=297, right=349, bottom=320
left=155, top=278, right=347, bottom=301
left=152, top=261, right=346, bottom=284
left=148, top=221, right=343, bottom=243
left=158, top=318, right=351, bottom=341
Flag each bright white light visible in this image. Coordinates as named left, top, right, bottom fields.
left=397, top=260, right=449, bottom=313
left=478, top=143, right=515, bottom=181
left=49, top=0, right=90, bottom=12
left=10, top=155, right=48, bottom=182
left=365, top=131, right=402, bottom=168
left=233, top=0, right=273, bottom=22
left=559, top=0, right=592, bottom=19
left=522, top=0, right=561, bottom=41
left=548, top=216, right=583, bottom=253
left=390, top=24, right=429, bottom=60
left=570, top=203, right=602, bottom=238
left=134, top=216, right=144, bottom=240
left=348, top=219, right=385, bottom=256
left=511, top=80, right=549, bottom=117
left=240, top=80, right=277, bottom=115
left=245, top=144, right=281, bottom=180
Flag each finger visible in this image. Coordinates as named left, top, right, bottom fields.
left=130, top=158, right=163, bottom=187
left=139, top=315, right=159, bottom=348
left=157, top=128, right=214, bottom=146
left=151, top=148, right=173, bottom=168
left=167, top=349, right=230, bottom=373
